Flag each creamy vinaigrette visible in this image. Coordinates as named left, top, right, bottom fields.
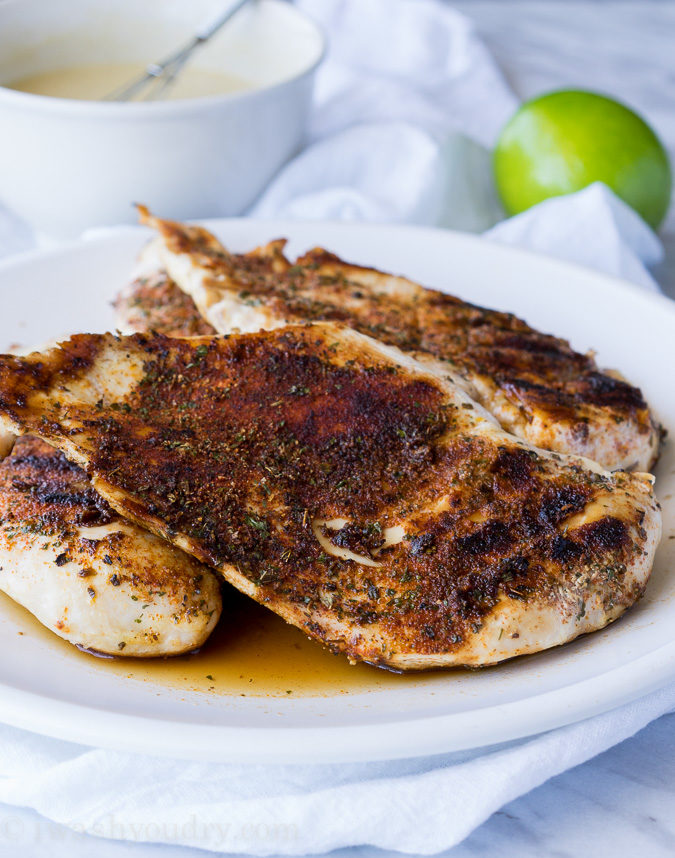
left=6, top=62, right=252, bottom=101
left=0, top=588, right=451, bottom=698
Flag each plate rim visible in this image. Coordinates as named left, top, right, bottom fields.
left=2, top=217, right=673, bottom=320
left=0, top=639, right=672, bottom=763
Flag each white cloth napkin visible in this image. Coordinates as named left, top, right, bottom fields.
left=0, top=683, right=673, bottom=855
left=0, top=0, right=670, bottom=854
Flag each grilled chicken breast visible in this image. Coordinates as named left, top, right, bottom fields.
left=137, top=209, right=660, bottom=472
left=0, top=435, right=221, bottom=656
left=0, top=326, right=660, bottom=669
left=114, top=244, right=216, bottom=337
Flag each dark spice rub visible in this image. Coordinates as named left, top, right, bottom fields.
left=114, top=268, right=217, bottom=337
left=0, top=324, right=661, bottom=669
left=0, top=435, right=221, bottom=656
left=139, top=209, right=660, bottom=472
left=4, top=435, right=117, bottom=528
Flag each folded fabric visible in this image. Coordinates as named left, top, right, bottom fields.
left=252, top=0, right=516, bottom=229
left=486, top=182, right=663, bottom=292
left=0, top=684, right=672, bottom=855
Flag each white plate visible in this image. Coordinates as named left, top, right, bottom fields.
left=0, top=220, right=673, bottom=764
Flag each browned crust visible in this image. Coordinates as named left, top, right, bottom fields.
left=139, top=210, right=660, bottom=469
left=2, top=435, right=116, bottom=528
left=114, top=269, right=216, bottom=337
left=0, top=436, right=214, bottom=599
left=0, top=328, right=657, bottom=667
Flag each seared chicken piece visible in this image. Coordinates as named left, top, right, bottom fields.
left=114, top=245, right=216, bottom=337
left=0, top=428, right=14, bottom=459
left=137, top=209, right=660, bottom=472
left=0, top=326, right=660, bottom=669
left=0, top=435, right=221, bottom=656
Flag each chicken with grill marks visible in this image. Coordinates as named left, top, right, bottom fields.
left=0, top=435, right=222, bottom=656
left=133, top=208, right=661, bottom=472
left=0, top=325, right=660, bottom=669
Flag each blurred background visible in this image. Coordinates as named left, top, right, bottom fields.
left=1, top=0, right=673, bottom=294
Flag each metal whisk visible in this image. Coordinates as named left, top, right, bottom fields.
left=103, top=0, right=250, bottom=102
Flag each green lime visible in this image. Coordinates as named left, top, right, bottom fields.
left=493, top=89, right=672, bottom=229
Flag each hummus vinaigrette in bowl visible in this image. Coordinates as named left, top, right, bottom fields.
left=7, top=63, right=253, bottom=101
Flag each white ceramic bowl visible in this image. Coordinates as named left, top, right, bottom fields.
left=0, top=0, right=324, bottom=237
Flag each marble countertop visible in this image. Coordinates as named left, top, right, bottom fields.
left=0, top=2, right=672, bottom=856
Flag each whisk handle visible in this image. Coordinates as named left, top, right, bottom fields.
left=196, top=0, right=251, bottom=42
